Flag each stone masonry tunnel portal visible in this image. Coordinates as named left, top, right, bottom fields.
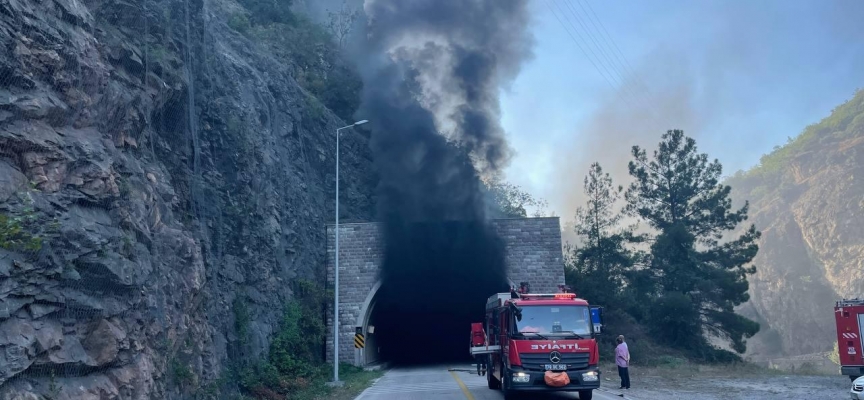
left=326, top=217, right=566, bottom=366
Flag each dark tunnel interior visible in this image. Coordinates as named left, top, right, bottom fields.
left=371, top=221, right=510, bottom=365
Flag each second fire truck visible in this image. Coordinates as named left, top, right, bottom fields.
left=835, top=298, right=864, bottom=381
left=471, top=283, right=603, bottom=400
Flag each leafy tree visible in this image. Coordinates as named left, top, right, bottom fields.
left=625, top=129, right=760, bottom=356
left=484, top=179, right=549, bottom=218
left=565, top=162, right=633, bottom=307
left=327, top=0, right=361, bottom=49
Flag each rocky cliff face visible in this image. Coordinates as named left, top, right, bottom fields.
left=0, top=0, right=374, bottom=398
left=728, top=90, right=864, bottom=359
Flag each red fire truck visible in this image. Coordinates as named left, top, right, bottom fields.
left=835, top=298, right=864, bottom=381
left=470, top=284, right=603, bottom=400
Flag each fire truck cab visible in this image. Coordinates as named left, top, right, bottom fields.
left=836, top=298, right=864, bottom=381
left=471, top=284, right=603, bottom=400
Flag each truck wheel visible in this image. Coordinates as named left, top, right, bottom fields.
left=487, top=366, right=500, bottom=389
left=501, top=377, right=519, bottom=400
left=578, top=389, right=593, bottom=400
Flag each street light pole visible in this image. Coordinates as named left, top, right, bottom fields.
left=332, top=119, right=368, bottom=385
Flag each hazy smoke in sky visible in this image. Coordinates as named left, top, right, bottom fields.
left=549, top=0, right=864, bottom=231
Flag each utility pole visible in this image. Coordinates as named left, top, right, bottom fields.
left=331, top=119, right=368, bottom=385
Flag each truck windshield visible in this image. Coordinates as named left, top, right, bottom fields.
left=514, top=305, right=592, bottom=336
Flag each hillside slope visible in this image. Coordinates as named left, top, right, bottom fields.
left=0, top=0, right=374, bottom=398
left=728, top=90, right=864, bottom=359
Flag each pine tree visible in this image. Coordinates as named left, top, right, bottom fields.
left=625, top=129, right=760, bottom=357
left=566, top=163, right=632, bottom=307
left=575, top=163, right=624, bottom=248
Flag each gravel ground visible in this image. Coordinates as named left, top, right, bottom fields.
left=600, top=363, right=852, bottom=400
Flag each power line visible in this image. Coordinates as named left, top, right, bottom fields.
left=563, top=0, right=665, bottom=125
left=544, top=1, right=619, bottom=91
left=562, top=0, right=642, bottom=104
left=547, top=0, right=668, bottom=128
left=579, top=0, right=659, bottom=113
left=544, top=0, right=638, bottom=110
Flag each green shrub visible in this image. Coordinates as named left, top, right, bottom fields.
left=656, top=355, right=687, bottom=368
left=239, top=279, right=328, bottom=396
left=302, top=95, right=327, bottom=123
left=0, top=212, right=42, bottom=253
left=118, top=178, right=131, bottom=197
left=228, top=13, right=251, bottom=34
left=233, top=296, right=251, bottom=345
left=269, top=302, right=319, bottom=378
left=170, top=358, right=195, bottom=387
left=236, top=0, right=296, bottom=26
left=797, top=361, right=818, bottom=375
left=46, top=370, right=60, bottom=399
left=691, top=346, right=742, bottom=364
left=240, top=360, right=281, bottom=390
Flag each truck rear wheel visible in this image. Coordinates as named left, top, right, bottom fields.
left=578, top=389, right=593, bottom=400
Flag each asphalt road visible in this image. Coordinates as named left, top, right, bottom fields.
left=355, top=364, right=631, bottom=400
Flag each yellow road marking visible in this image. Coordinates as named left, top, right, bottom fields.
left=449, top=370, right=476, bottom=400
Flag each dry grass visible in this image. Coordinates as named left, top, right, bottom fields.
left=288, top=366, right=383, bottom=400
left=600, top=357, right=837, bottom=390
left=601, top=360, right=851, bottom=400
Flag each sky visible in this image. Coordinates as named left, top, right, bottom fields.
left=500, top=0, right=864, bottom=222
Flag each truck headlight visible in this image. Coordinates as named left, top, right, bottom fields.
left=512, top=372, right=530, bottom=383
left=582, top=371, right=599, bottom=382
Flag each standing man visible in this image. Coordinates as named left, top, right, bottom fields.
left=471, top=323, right=487, bottom=376
left=615, top=335, right=631, bottom=390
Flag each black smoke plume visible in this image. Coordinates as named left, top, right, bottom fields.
left=354, top=0, right=532, bottom=364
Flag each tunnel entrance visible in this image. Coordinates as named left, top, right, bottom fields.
left=369, top=221, right=510, bottom=366
left=369, top=287, right=492, bottom=365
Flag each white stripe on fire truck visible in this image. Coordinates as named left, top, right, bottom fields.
left=843, top=333, right=859, bottom=339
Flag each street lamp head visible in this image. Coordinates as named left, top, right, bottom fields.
left=354, top=120, right=369, bottom=126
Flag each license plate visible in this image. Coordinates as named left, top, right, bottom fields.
left=544, top=364, right=567, bottom=371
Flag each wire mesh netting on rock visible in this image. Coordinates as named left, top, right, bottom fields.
left=0, top=0, right=376, bottom=398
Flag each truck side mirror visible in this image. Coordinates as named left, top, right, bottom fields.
left=509, top=303, right=522, bottom=321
